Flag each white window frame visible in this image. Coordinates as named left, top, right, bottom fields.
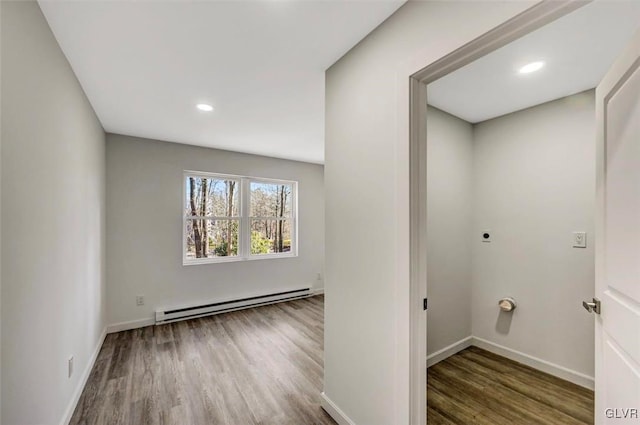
left=183, top=170, right=298, bottom=265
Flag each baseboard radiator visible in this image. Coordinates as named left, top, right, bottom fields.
left=155, top=287, right=312, bottom=325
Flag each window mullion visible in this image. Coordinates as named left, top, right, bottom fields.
left=292, top=181, right=297, bottom=256
left=240, top=178, right=250, bottom=258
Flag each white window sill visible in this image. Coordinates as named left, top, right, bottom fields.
left=183, top=252, right=298, bottom=266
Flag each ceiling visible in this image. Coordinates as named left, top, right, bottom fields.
left=39, top=0, right=405, bottom=164
left=427, top=0, right=640, bottom=124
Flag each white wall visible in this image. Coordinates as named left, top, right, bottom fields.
left=471, top=90, right=595, bottom=378
left=0, top=1, right=3, bottom=420
left=324, top=1, right=536, bottom=424
left=0, top=2, right=3, bottom=419
left=1, top=2, right=106, bottom=424
left=426, top=106, right=473, bottom=356
left=106, top=134, right=324, bottom=328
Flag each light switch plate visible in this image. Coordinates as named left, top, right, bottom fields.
left=573, top=232, right=587, bottom=248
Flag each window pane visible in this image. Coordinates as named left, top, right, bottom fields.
left=186, top=219, right=239, bottom=259
left=250, top=219, right=291, bottom=255
left=250, top=182, right=292, bottom=217
left=185, top=176, right=239, bottom=217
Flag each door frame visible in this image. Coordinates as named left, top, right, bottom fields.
left=407, top=1, right=591, bottom=423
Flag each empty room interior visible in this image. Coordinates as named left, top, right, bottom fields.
left=2, top=0, right=640, bottom=425
left=424, top=2, right=640, bottom=424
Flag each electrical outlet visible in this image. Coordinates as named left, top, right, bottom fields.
left=68, top=356, right=74, bottom=378
left=136, top=295, right=144, bottom=306
left=573, top=232, right=587, bottom=248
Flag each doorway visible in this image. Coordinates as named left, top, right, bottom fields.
left=408, top=1, right=640, bottom=423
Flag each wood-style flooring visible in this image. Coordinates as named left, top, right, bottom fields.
left=427, top=346, right=595, bottom=425
left=70, top=295, right=336, bottom=425
left=71, top=296, right=594, bottom=425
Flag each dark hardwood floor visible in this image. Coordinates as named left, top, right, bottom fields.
left=70, top=295, right=336, bottom=425
left=427, top=346, right=595, bottom=425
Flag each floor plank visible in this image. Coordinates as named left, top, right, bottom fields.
left=427, top=346, right=595, bottom=425
left=70, top=296, right=336, bottom=425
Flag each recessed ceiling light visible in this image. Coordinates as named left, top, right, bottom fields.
left=196, top=103, right=214, bottom=112
left=518, top=61, right=545, bottom=74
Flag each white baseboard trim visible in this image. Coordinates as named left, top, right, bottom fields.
left=471, top=336, right=595, bottom=390
left=427, top=336, right=472, bottom=368
left=59, top=327, right=107, bottom=425
left=320, top=392, right=357, bottom=425
left=106, top=317, right=155, bottom=333
left=425, top=336, right=594, bottom=390
left=311, top=287, right=325, bottom=296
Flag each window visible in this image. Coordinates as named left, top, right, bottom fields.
left=250, top=181, right=293, bottom=255
left=184, top=171, right=297, bottom=264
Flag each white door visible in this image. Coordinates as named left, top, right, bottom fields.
left=593, top=28, right=640, bottom=424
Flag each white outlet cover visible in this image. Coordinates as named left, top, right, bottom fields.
left=573, top=232, right=587, bottom=248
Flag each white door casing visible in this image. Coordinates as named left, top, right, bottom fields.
left=595, top=27, right=640, bottom=425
